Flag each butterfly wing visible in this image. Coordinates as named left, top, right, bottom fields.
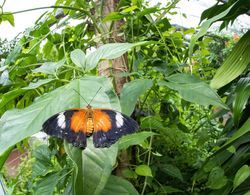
left=92, top=109, right=138, bottom=147
left=42, top=109, right=88, bottom=149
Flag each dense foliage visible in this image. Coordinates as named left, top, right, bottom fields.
left=0, top=0, right=249, bottom=194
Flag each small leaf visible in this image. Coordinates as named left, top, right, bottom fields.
left=33, top=59, right=65, bottom=74
left=122, top=169, right=138, bottom=179
left=162, top=164, right=183, bottom=182
left=233, top=165, right=250, bottom=190
left=85, top=42, right=147, bottom=71
left=158, top=73, right=228, bottom=109
left=70, top=49, right=86, bottom=68
left=103, top=12, right=124, bottom=22
left=135, top=165, right=152, bottom=177
left=22, top=79, right=55, bottom=90
left=0, top=13, right=15, bottom=26
left=118, top=131, right=156, bottom=150
left=162, top=186, right=183, bottom=193
left=120, top=79, right=153, bottom=115
left=206, top=166, right=227, bottom=189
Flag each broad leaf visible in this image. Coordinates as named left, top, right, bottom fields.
left=233, top=165, right=250, bottom=190
left=0, top=76, right=120, bottom=155
left=135, top=165, right=153, bottom=177
left=158, top=73, right=228, bottom=109
left=22, top=78, right=55, bottom=90
left=210, top=30, right=250, bottom=89
left=85, top=42, right=147, bottom=71
left=70, top=49, right=86, bottom=69
left=206, top=166, right=227, bottom=189
left=118, top=131, right=156, bottom=150
left=65, top=140, right=118, bottom=195
left=0, top=13, right=14, bottom=26
left=101, top=175, right=139, bottom=195
left=32, top=59, right=65, bottom=75
left=0, top=88, right=25, bottom=110
left=120, top=79, right=153, bottom=115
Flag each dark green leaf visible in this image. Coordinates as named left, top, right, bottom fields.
left=120, top=79, right=153, bottom=115
left=206, top=166, right=227, bottom=189
left=162, top=164, right=183, bottom=182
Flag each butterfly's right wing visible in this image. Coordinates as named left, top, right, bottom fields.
left=42, top=109, right=88, bottom=149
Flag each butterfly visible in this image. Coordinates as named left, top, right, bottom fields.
left=42, top=89, right=138, bottom=149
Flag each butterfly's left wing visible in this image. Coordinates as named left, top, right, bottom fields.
left=92, top=109, right=139, bottom=147
left=42, top=109, right=87, bottom=149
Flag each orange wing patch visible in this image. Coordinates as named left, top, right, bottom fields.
left=93, top=110, right=112, bottom=132
left=70, top=110, right=87, bottom=133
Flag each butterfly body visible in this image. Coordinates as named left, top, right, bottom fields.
left=42, top=106, right=138, bottom=149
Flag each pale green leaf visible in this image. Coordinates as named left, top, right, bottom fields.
left=233, top=165, right=250, bottom=190
left=120, top=79, right=153, bottom=115
left=158, top=73, right=228, bottom=109
left=22, top=79, right=55, bottom=90
left=0, top=13, right=14, bottom=26
left=32, top=59, right=65, bottom=74
left=135, top=165, right=152, bottom=177
left=0, top=77, right=120, bottom=155
left=70, top=49, right=86, bottom=68
left=85, top=42, right=147, bottom=71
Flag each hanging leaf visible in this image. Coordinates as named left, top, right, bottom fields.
left=101, top=175, right=139, bottom=195
left=0, top=76, right=120, bottom=155
left=32, top=59, right=65, bottom=75
left=118, top=131, right=156, bottom=150
left=158, top=73, right=228, bottom=109
left=210, top=30, right=250, bottom=89
left=0, top=12, right=15, bottom=26
left=85, top=42, right=147, bottom=71
left=120, top=79, right=153, bottom=116
left=162, top=164, right=184, bottom=182
left=70, top=49, right=86, bottom=69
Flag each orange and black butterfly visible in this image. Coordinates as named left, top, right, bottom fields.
left=42, top=89, right=138, bottom=149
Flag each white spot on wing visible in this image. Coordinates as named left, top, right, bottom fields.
left=115, top=112, right=124, bottom=128
left=57, top=112, right=66, bottom=129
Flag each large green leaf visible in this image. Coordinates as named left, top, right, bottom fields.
left=85, top=42, right=147, bottom=71
left=206, top=166, right=228, bottom=189
left=0, top=76, right=120, bottom=155
left=189, top=3, right=236, bottom=57
left=162, top=164, right=183, bottom=182
left=135, top=165, right=153, bottom=177
left=101, top=175, right=139, bottom=195
left=120, top=79, right=153, bottom=115
left=158, top=73, right=228, bottom=109
left=210, top=30, right=250, bottom=89
left=65, top=140, right=118, bottom=195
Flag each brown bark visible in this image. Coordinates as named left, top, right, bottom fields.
left=97, top=0, right=129, bottom=94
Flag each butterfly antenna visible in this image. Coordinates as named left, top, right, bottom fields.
left=88, top=87, right=102, bottom=105
left=73, top=89, right=89, bottom=105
